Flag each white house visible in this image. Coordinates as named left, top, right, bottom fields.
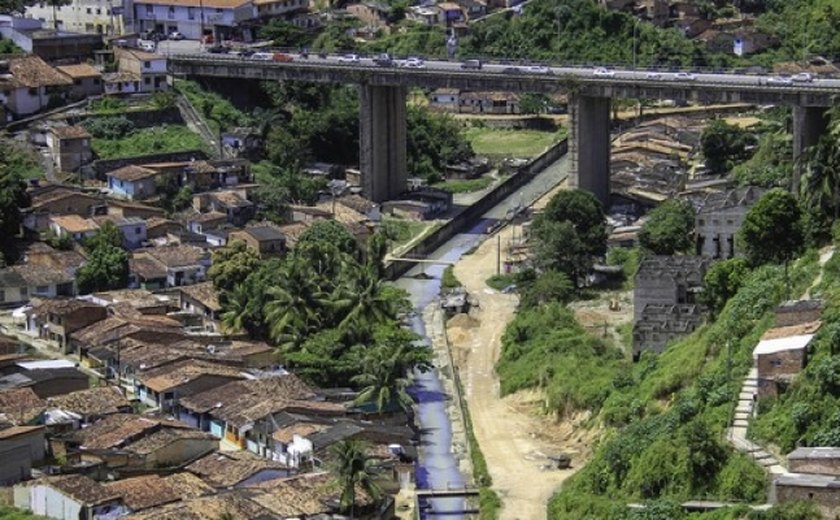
left=131, top=0, right=255, bottom=42
left=48, top=214, right=99, bottom=242
left=0, top=265, right=76, bottom=307
left=113, top=47, right=168, bottom=92
left=14, top=474, right=126, bottom=520
left=24, top=0, right=126, bottom=35
left=0, top=55, right=72, bottom=118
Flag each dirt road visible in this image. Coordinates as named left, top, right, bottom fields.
left=448, top=195, right=594, bottom=519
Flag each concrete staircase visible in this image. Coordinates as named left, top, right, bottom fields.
left=726, top=367, right=787, bottom=476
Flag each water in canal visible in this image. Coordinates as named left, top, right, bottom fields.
left=394, top=155, right=570, bottom=518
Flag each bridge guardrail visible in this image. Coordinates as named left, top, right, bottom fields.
left=169, top=54, right=840, bottom=96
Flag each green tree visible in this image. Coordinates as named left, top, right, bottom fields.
left=257, top=18, right=312, bottom=48
left=264, top=257, right=330, bottom=349
left=701, top=119, right=757, bottom=174
left=298, top=220, right=358, bottom=256
left=701, top=257, right=749, bottom=318
left=208, top=240, right=262, bottom=293
left=332, top=265, right=403, bottom=341
left=0, top=162, right=31, bottom=264
left=519, top=270, right=574, bottom=308
left=530, top=190, right=607, bottom=286
left=329, top=440, right=381, bottom=518
left=803, top=129, right=840, bottom=220
left=739, top=188, right=804, bottom=267
left=84, top=220, right=123, bottom=250
left=76, top=243, right=129, bottom=294
left=638, top=199, right=696, bottom=255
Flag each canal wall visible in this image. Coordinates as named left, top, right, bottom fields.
left=385, top=138, right=569, bottom=280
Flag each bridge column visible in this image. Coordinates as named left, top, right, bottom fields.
left=568, top=94, right=611, bottom=206
left=792, top=105, right=829, bottom=194
left=359, top=84, right=408, bottom=202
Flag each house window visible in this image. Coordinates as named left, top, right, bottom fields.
left=144, top=77, right=151, bottom=85
left=93, top=79, right=100, bottom=85
left=168, top=6, right=174, bottom=17
left=35, top=286, right=49, bottom=294
left=96, top=7, right=101, bottom=14
left=216, top=7, right=222, bottom=12
left=188, top=6, right=194, bottom=18
left=28, top=87, right=37, bottom=96
left=86, top=7, right=91, bottom=13
left=144, top=61, right=150, bottom=68
left=145, top=4, right=152, bottom=13
left=135, top=226, right=142, bottom=234
left=20, top=287, right=27, bottom=297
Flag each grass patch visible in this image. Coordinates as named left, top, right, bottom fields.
left=463, top=127, right=567, bottom=158
left=173, top=79, right=251, bottom=133
left=486, top=273, right=515, bottom=291
left=381, top=217, right=430, bottom=251
left=0, top=506, right=49, bottom=519
left=91, top=125, right=209, bottom=159
left=442, top=266, right=462, bottom=290
left=433, top=176, right=495, bottom=194
left=3, top=138, right=42, bottom=180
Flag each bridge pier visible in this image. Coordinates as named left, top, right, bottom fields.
left=359, top=84, right=408, bottom=202
left=792, top=105, right=829, bottom=194
left=568, top=94, right=611, bottom=206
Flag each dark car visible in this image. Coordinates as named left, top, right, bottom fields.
left=502, top=66, right=523, bottom=74
left=237, top=48, right=255, bottom=57
left=374, top=53, right=394, bottom=67
left=207, top=45, right=230, bottom=54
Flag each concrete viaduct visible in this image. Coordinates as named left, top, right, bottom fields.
left=169, top=53, right=838, bottom=203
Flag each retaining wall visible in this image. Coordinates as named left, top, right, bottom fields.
left=386, top=138, right=568, bottom=280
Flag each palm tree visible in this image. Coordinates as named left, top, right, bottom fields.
left=330, top=440, right=381, bottom=518
left=351, top=342, right=420, bottom=414
left=220, top=284, right=250, bottom=334
left=803, top=116, right=840, bottom=219
left=251, top=107, right=286, bottom=142
left=332, top=265, right=399, bottom=340
left=264, top=258, right=329, bottom=349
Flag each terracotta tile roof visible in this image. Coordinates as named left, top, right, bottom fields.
left=68, top=413, right=187, bottom=450
left=0, top=388, right=45, bottom=424
left=56, top=63, right=102, bottom=79
left=138, top=359, right=244, bottom=394
left=31, top=297, right=104, bottom=316
left=180, top=374, right=314, bottom=415
left=104, top=475, right=180, bottom=511
left=119, top=491, right=273, bottom=520
left=71, top=315, right=181, bottom=346
left=124, top=426, right=216, bottom=455
left=107, top=165, right=158, bottom=182
left=50, top=214, right=99, bottom=234
left=272, top=422, right=327, bottom=444
left=103, top=71, right=141, bottom=83
left=30, top=188, right=99, bottom=210
left=47, top=385, right=130, bottom=417
left=110, top=338, right=271, bottom=373
left=161, top=472, right=215, bottom=498
left=191, top=211, right=227, bottom=224
left=762, top=321, right=822, bottom=340
left=9, top=263, right=75, bottom=287
left=211, top=190, right=252, bottom=208
left=178, top=282, right=221, bottom=311
left=145, top=217, right=177, bottom=230
left=42, top=474, right=120, bottom=506
left=51, top=125, right=91, bottom=140
left=4, top=55, right=73, bottom=89
left=24, top=248, right=86, bottom=275
left=137, top=245, right=208, bottom=268
left=276, top=222, right=310, bottom=247
left=247, top=471, right=372, bottom=517
left=130, top=256, right=167, bottom=280
left=0, top=424, right=45, bottom=440
left=186, top=451, right=290, bottom=488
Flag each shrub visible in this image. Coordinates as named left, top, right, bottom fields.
left=83, top=116, right=135, bottom=139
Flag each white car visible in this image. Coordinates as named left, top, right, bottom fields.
left=767, top=76, right=793, bottom=85
left=792, top=72, right=814, bottom=82
left=593, top=67, right=615, bottom=78
left=673, top=72, right=696, bottom=81
left=526, top=65, right=551, bottom=74
left=645, top=71, right=662, bottom=80
left=168, top=31, right=184, bottom=40
left=337, top=54, right=360, bottom=64
left=403, top=57, right=425, bottom=68
left=250, top=52, right=274, bottom=61
left=138, top=40, right=156, bottom=52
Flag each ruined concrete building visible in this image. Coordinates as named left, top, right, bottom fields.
left=694, top=186, right=765, bottom=259
left=632, top=255, right=710, bottom=359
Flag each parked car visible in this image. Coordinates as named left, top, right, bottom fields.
left=461, top=59, right=482, bottom=70
left=237, top=49, right=255, bottom=57
left=374, top=53, right=393, bottom=67
left=593, top=67, right=615, bottom=78
left=338, top=54, right=360, bottom=63
left=207, top=45, right=230, bottom=54
left=168, top=31, right=184, bottom=40
left=250, top=52, right=274, bottom=60
left=645, top=71, right=662, bottom=80
left=792, top=72, right=814, bottom=82
left=767, top=76, right=793, bottom=85
left=138, top=40, right=156, bottom=52
left=273, top=52, right=294, bottom=62
left=502, top=66, right=522, bottom=74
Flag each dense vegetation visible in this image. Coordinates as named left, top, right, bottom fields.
left=89, top=125, right=209, bottom=159
left=76, top=222, right=129, bottom=294
left=211, top=227, right=431, bottom=412
left=0, top=140, right=32, bottom=265
left=638, top=199, right=696, bottom=255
